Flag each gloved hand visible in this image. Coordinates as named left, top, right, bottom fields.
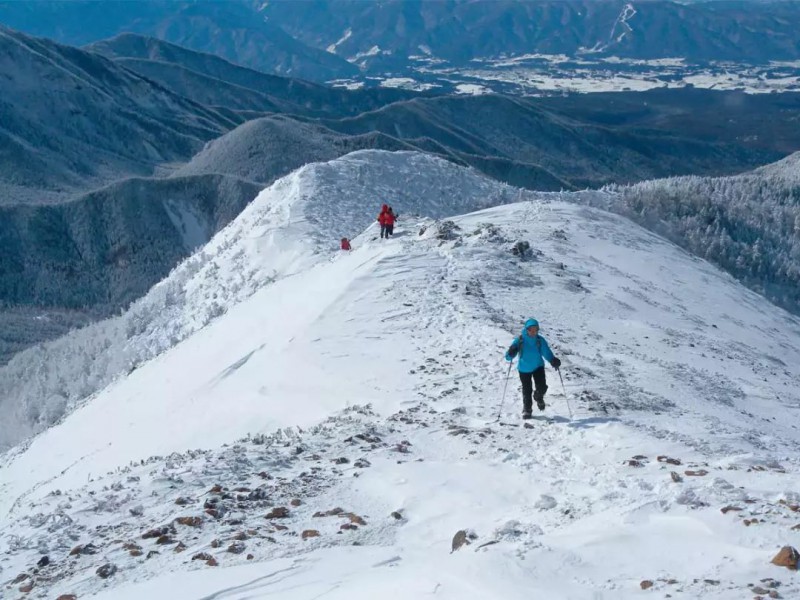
left=505, top=354, right=513, bottom=362
left=551, top=357, right=561, bottom=370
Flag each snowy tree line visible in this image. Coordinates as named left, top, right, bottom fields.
left=581, top=164, right=800, bottom=315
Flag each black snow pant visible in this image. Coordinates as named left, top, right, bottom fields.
left=380, top=224, right=389, bottom=238
left=520, top=367, right=548, bottom=413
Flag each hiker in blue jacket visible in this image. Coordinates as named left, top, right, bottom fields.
left=505, top=318, right=561, bottom=418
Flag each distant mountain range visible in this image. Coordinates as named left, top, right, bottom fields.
left=2, top=0, right=799, bottom=86
left=0, top=21, right=798, bottom=363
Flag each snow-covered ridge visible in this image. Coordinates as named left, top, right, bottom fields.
left=3, top=191, right=800, bottom=599
left=0, top=151, right=521, bottom=451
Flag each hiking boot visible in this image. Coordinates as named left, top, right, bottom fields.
left=522, top=410, right=532, bottom=419
left=536, top=399, right=546, bottom=411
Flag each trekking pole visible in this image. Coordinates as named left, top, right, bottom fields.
left=557, top=368, right=573, bottom=420
left=495, top=361, right=514, bottom=422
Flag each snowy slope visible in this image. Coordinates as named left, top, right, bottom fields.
left=3, top=152, right=800, bottom=599
left=0, top=151, right=519, bottom=451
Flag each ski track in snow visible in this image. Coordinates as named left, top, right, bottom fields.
left=2, top=152, right=800, bottom=599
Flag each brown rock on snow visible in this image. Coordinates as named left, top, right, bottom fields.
left=302, top=530, right=321, bottom=540
left=290, top=499, right=302, bottom=507
left=227, top=542, right=246, bottom=554
left=129, top=549, right=143, bottom=557
left=174, top=497, right=191, bottom=506
left=721, top=505, right=743, bottom=514
left=670, top=471, right=683, bottom=483
left=210, top=539, right=221, bottom=548
left=265, top=507, right=290, bottom=519
left=174, top=542, right=187, bottom=553
left=657, top=456, right=682, bottom=465
left=685, top=469, right=709, bottom=477
left=207, top=557, right=219, bottom=567
left=192, top=552, right=213, bottom=561
left=96, top=564, right=117, bottom=579
left=175, top=516, right=203, bottom=527
left=640, top=580, right=654, bottom=590
left=771, top=546, right=799, bottom=570
left=314, top=507, right=345, bottom=517
left=247, top=554, right=254, bottom=560
left=451, top=530, right=469, bottom=552
left=156, top=535, right=176, bottom=545
left=209, top=484, right=223, bottom=493
left=19, top=581, right=35, bottom=593
left=346, top=513, right=367, bottom=526
left=56, top=595, right=78, bottom=600
left=12, top=573, right=29, bottom=584
left=340, top=523, right=358, bottom=531
left=626, top=459, right=645, bottom=468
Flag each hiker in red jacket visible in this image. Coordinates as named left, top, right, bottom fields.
left=377, top=204, right=390, bottom=238
left=384, top=206, right=397, bottom=237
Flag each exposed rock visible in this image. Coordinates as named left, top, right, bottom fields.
left=247, top=554, right=254, bottom=560
left=771, top=546, right=799, bottom=570
left=174, top=542, right=187, bottom=553
left=658, top=456, right=682, bottom=465
left=721, top=505, right=743, bottom=514
left=156, top=535, right=176, bottom=545
left=174, top=497, right=191, bottom=506
left=670, top=471, right=683, bottom=483
left=175, top=516, right=203, bottom=527
left=209, top=484, right=223, bottom=493
left=19, top=581, right=35, bottom=593
left=146, top=550, right=159, bottom=559
left=69, top=543, right=98, bottom=557
left=130, top=549, right=143, bottom=557
left=265, top=507, right=290, bottom=519
left=290, top=499, right=302, bottom=507
left=129, top=504, right=144, bottom=516
left=12, top=574, right=30, bottom=585
left=96, top=564, right=117, bottom=579
left=302, top=530, right=321, bottom=540
left=273, top=524, right=289, bottom=531
left=314, top=507, right=345, bottom=517
left=210, top=539, right=221, bottom=548
left=626, top=459, right=645, bottom=467
left=37, top=556, right=50, bottom=567
left=340, top=523, right=358, bottom=531
left=56, top=595, right=78, bottom=600
left=685, top=469, right=709, bottom=477
left=346, top=513, right=367, bottom=526
left=640, top=580, right=654, bottom=590
left=451, top=530, right=469, bottom=552
left=354, top=458, right=371, bottom=468
left=744, top=518, right=760, bottom=526
left=207, top=557, right=219, bottom=567
left=192, top=552, right=213, bottom=561
left=391, top=511, right=404, bottom=520
left=142, top=525, right=175, bottom=539
left=752, top=586, right=770, bottom=595
left=227, top=541, right=246, bottom=554
left=633, top=455, right=648, bottom=460
left=333, top=457, right=350, bottom=464
left=233, top=531, right=248, bottom=541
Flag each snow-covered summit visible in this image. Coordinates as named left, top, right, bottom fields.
left=3, top=151, right=800, bottom=599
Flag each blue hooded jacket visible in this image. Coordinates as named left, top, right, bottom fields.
left=505, top=318, right=555, bottom=373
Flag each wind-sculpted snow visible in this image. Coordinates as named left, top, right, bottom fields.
left=0, top=151, right=519, bottom=450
